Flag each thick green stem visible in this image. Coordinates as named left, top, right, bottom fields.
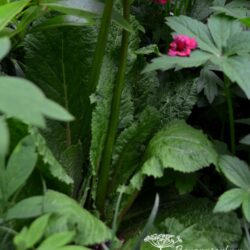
left=77, top=0, right=115, bottom=200
left=96, top=0, right=130, bottom=215
left=224, top=75, right=236, bottom=154
left=80, top=0, right=115, bottom=139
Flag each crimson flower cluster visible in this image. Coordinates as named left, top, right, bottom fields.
left=168, top=34, right=198, bottom=57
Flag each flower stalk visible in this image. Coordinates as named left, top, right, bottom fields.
left=96, top=0, right=131, bottom=215
left=224, top=75, right=236, bottom=154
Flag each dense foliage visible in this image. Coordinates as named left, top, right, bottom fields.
left=0, top=0, right=250, bottom=249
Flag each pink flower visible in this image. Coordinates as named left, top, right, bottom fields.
left=154, top=0, right=167, bottom=5
left=168, top=34, right=198, bottom=57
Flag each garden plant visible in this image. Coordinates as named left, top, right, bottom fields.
left=0, top=0, right=250, bottom=249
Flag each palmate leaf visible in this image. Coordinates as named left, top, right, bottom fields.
left=166, top=15, right=219, bottom=55
left=143, top=50, right=212, bottom=73
left=221, top=56, right=250, bottom=99
left=207, top=15, right=241, bottom=52
left=146, top=14, right=250, bottom=99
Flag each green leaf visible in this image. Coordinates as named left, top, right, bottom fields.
left=32, top=15, right=94, bottom=31
left=197, top=68, right=221, bottom=103
left=0, top=116, right=9, bottom=157
left=25, top=25, right=95, bottom=142
left=14, top=227, right=28, bottom=250
left=219, top=155, right=250, bottom=189
left=214, top=188, right=245, bottom=213
left=5, top=135, right=37, bottom=200
left=0, top=77, right=73, bottom=127
left=0, top=0, right=29, bottom=31
left=0, top=36, right=10, bottom=61
left=29, top=127, right=73, bottom=189
left=6, top=196, right=44, bottom=220
left=207, top=15, right=240, bottom=53
left=222, top=56, right=250, bottom=99
left=143, top=50, right=211, bottom=73
left=240, top=134, right=250, bottom=145
left=143, top=120, right=218, bottom=173
left=225, top=32, right=250, bottom=56
left=166, top=15, right=219, bottom=55
left=38, top=231, right=75, bottom=250
left=242, top=192, right=250, bottom=222
left=26, top=214, right=51, bottom=248
left=16, top=6, right=43, bottom=33
left=112, top=107, right=160, bottom=189
left=211, top=6, right=249, bottom=19
left=42, top=190, right=112, bottom=246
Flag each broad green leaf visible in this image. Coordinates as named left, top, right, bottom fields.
left=32, top=15, right=94, bottom=31
left=143, top=120, right=218, bottom=173
left=242, top=192, right=250, bottom=222
left=38, top=231, right=75, bottom=250
left=240, top=134, right=250, bottom=145
left=0, top=36, right=10, bottom=61
left=207, top=15, right=240, bottom=53
left=40, top=0, right=132, bottom=32
left=0, top=77, right=73, bottom=127
left=6, top=196, right=44, bottom=220
left=222, top=56, right=250, bottom=99
left=225, top=32, right=250, bottom=56
left=166, top=15, right=219, bottom=55
left=5, top=135, right=37, bottom=200
left=29, top=127, right=73, bottom=189
left=42, top=190, right=112, bottom=245
left=25, top=26, right=95, bottom=143
left=219, top=155, right=250, bottom=189
left=26, top=214, right=51, bottom=248
left=214, top=188, right=245, bottom=213
left=0, top=117, right=9, bottom=157
left=0, top=0, right=29, bottom=31
left=197, top=68, right=222, bottom=103
left=211, top=6, right=249, bottom=19
left=143, top=50, right=211, bottom=73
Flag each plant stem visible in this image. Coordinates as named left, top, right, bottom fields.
left=80, top=0, right=115, bottom=139
left=224, top=75, right=236, bottom=154
left=96, top=0, right=130, bottom=215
